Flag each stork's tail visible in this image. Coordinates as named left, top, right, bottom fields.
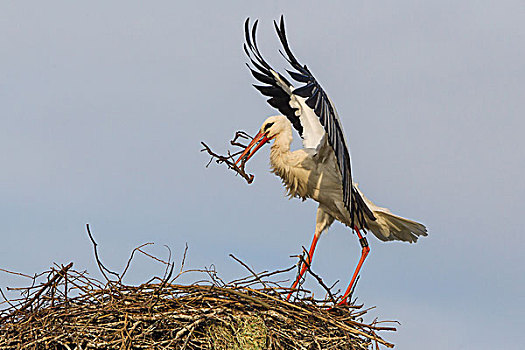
left=355, top=185, right=428, bottom=243
left=367, top=210, right=428, bottom=242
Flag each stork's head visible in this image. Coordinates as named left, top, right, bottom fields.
left=235, top=115, right=288, bottom=165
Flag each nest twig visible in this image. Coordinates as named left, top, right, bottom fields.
left=0, top=226, right=397, bottom=349
left=201, top=131, right=255, bottom=184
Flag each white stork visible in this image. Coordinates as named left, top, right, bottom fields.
left=236, top=17, right=427, bottom=305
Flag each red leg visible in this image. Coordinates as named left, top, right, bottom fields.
left=338, top=226, right=370, bottom=305
left=286, top=233, right=320, bottom=301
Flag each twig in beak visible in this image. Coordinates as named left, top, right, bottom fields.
left=201, top=131, right=256, bottom=184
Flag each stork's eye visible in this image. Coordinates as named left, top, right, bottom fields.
left=264, top=122, right=274, bottom=131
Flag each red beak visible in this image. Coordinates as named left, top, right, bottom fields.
left=235, top=130, right=272, bottom=166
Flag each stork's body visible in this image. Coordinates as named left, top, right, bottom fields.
left=238, top=17, right=427, bottom=304
left=240, top=114, right=427, bottom=303
left=268, top=116, right=426, bottom=243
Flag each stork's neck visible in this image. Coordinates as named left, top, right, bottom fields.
left=270, top=125, right=293, bottom=157
left=269, top=122, right=309, bottom=200
left=269, top=123, right=293, bottom=173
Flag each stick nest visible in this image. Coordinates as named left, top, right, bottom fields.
left=0, top=226, right=396, bottom=349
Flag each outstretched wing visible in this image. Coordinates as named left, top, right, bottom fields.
left=273, top=16, right=375, bottom=226
left=244, top=18, right=325, bottom=149
left=244, top=16, right=375, bottom=228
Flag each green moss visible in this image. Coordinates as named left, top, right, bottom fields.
left=206, top=314, right=267, bottom=350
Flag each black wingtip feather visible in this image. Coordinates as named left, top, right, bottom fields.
left=250, top=68, right=274, bottom=85
left=253, top=84, right=281, bottom=97
left=287, top=70, right=310, bottom=83
left=293, top=82, right=315, bottom=98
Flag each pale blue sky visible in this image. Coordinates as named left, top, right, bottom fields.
left=1, top=1, right=524, bottom=349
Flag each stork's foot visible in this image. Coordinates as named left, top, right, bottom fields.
left=286, top=233, right=320, bottom=301
left=286, top=258, right=311, bottom=301
left=338, top=227, right=370, bottom=304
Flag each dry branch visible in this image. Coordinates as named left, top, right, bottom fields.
left=201, top=131, right=256, bottom=184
